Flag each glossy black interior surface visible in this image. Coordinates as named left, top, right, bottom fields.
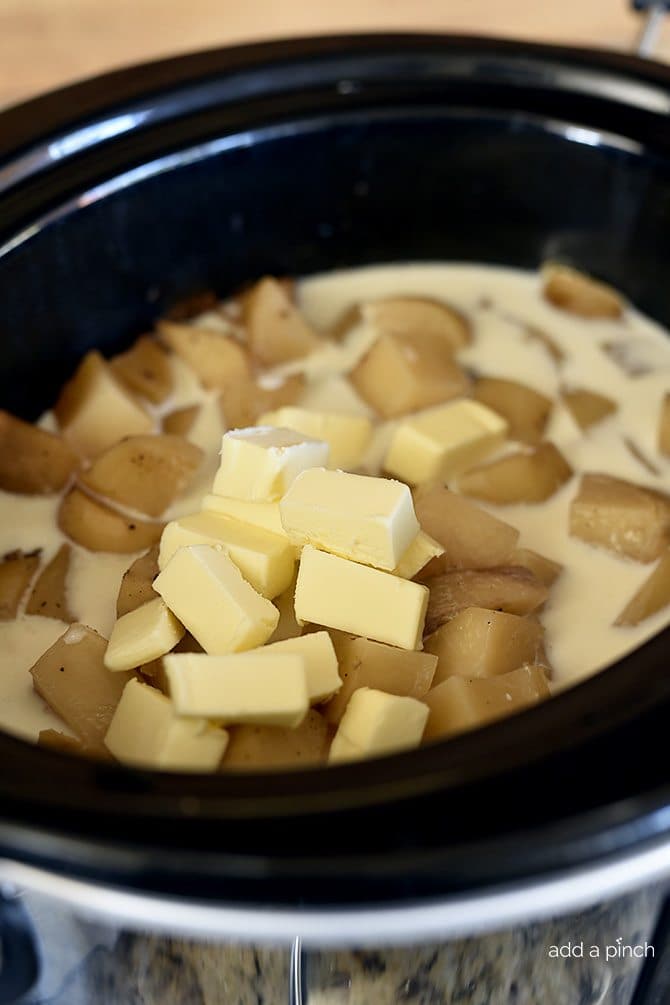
left=2, top=35, right=670, bottom=907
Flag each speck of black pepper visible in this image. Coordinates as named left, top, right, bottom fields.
left=59, top=666, right=65, bottom=673
left=128, top=524, right=136, bottom=531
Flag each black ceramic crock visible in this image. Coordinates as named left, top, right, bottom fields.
left=1, top=33, right=670, bottom=944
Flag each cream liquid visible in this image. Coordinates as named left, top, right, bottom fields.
left=1, top=262, right=669, bottom=741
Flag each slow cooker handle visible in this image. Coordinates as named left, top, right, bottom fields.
left=289, top=936, right=306, bottom=1005
left=633, top=0, right=670, bottom=56
left=0, top=889, right=39, bottom=1004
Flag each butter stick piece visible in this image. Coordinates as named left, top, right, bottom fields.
left=201, top=494, right=287, bottom=540
left=295, top=545, right=428, bottom=650
left=384, top=399, right=508, bottom=485
left=164, top=651, right=308, bottom=727
left=393, top=531, right=444, bottom=579
left=280, top=468, right=419, bottom=571
left=262, top=631, right=341, bottom=703
left=257, top=406, right=372, bottom=469
left=213, top=426, right=329, bottom=502
left=105, top=678, right=228, bottom=771
left=329, top=687, right=428, bottom=763
left=104, top=597, right=185, bottom=672
left=154, top=545, right=279, bottom=654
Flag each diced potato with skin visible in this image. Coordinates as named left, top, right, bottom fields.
left=658, top=393, right=670, bottom=458
left=508, top=548, right=562, bottom=587
left=0, top=550, right=41, bottom=619
left=54, top=351, right=153, bottom=458
left=117, top=545, right=159, bottom=617
left=541, top=264, right=623, bottom=319
left=163, top=404, right=200, bottom=437
left=413, top=486, right=519, bottom=572
left=424, top=567, right=549, bottom=635
left=322, top=636, right=436, bottom=726
left=243, top=277, right=322, bottom=364
left=219, top=373, right=305, bottom=430
left=360, top=296, right=471, bottom=349
left=105, top=597, right=185, bottom=672
left=29, top=624, right=133, bottom=754
left=158, top=319, right=251, bottom=390
left=329, top=687, right=429, bottom=763
left=474, top=378, right=553, bottom=445
left=162, top=289, right=219, bottom=322
left=616, top=550, right=670, bottom=626
left=561, top=388, right=617, bottom=431
left=393, top=531, right=444, bottom=580
left=111, top=335, right=173, bottom=404
left=459, top=443, right=573, bottom=504
left=0, top=411, right=78, bottom=495
left=569, top=473, right=670, bottom=563
left=424, top=607, right=545, bottom=685
left=38, top=729, right=90, bottom=757
left=59, top=487, right=164, bottom=554
left=350, top=332, right=472, bottom=419
left=80, top=435, right=203, bottom=517
left=26, top=544, right=74, bottom=621
left=222, top=710, right=330, bottom=771
left=423, top=665, right=551, bottom=741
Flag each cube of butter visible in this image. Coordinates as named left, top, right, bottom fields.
left=393, top=531, right=445, bottom=579
left=104, top=597, right=185, bottom=672
left=262, top=631, right=341, bottom=703
left=213, top=426, right=329, bottom=502
left=154, top=545, right=279, bottom=653
left=295, top=545, right=428, bottom=650
left=384, top=399, right=508, bottom=485
left=164, top=650, right=308, bottom=727
left=280, top=468, right=419, bottom=571
left=104, top=678, right=228, bottom=771
left=201, top=494, right=287, bottom=540
left=159, top=511, right=294, bottom=598
left=329, top=687, right=429, bottom=763
left=257, top=406, right=372, bottom=469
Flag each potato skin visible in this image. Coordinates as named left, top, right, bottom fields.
left=0, top=411, right=78, bottom=495
left=570, top=473, right=670, bottom=563
left=58, top=488, right=164, bottom=554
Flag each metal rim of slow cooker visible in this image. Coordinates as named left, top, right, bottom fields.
left=1, top=34, right=670, bottom=923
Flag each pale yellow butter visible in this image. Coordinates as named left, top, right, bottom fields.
left=299, top=374, right=374, bottom=418
left=201, top=494, right=286, bottom=539
left=328, top=731, right=364, bottom=764
left=164, top=650, right=308, bottom=726
left=393, top=531, right=444, bottom=579
left=104, top=597, right=185, bottom=672
left=154, top=544, right=279, bottom=653
left=294, top=545, right=428, bottom=650
left=159, top=511, right=294, bottom=598
left=280, top=467, right=419, bottom=571
left=213, top=426, right=329, bottom=502
left=329, top=686, right=428, bottom=762
left=384, top=399, right=508, bottom=485
left=262, top=631, right=341, bottom=703
left=257, top=406, right=372, bottom=469
left=104, top=678, right=228, bottom=771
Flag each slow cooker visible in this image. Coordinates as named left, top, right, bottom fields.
left=2, top=31, right=670, bottom=1004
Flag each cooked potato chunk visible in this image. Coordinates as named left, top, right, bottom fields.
left=423, top=665, right=550, bottom=741
left=59, top=488, right=163, bottom=554
left=0, top=550, right=41, bottom=619
left=350, top=332, right=471, bottom=418
left=658, top=393, right=670, bottom=457
left=163, top=289, right=219, bottom=321
left=508, top=548, right=562, bottom=587
left=26, top=544, right=73, bottom=621
left=361, top=296, right=471, bottom=349
left=38, top=729, right=89, bottom=756
left=54, top=351, right=153, bottom=458
left=616, top=550, right=670, bottom=626
left=424, top=607, right=544, bottom=685
left=569, top=473, right=670, bottom=562
left=561, top=388, right=617, bottom=431
left=322, top=636, right=437, bottom=726
left=116, top=545, right=159, bottom=617
left=80, top=435, right=203, bottom=517
left=222, top=710, right=330, bottom=770
left=162, top=404, right=200, bottom=436
left=424, top=567, right=548, bottom=635
left=30, top=624, right=132, bottom=754
left=158, top=319, right=251, bottom=389
left=219, top=373, right=305, bottom=429
left=243, top=277, right=322, bottom=364
left=0, top=411, right=78, bottom=494
left=541, top=264, right=623, bottom=319
left=413, top=486, right=519, bottom=573
left=474, top=378, right=552, bottom=445
left=111, top=335, right=173, bottom=404
left=459, top=443, right=573, bottom=504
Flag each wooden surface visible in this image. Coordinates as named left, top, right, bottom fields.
left=0, top=0, right=669, bottom=109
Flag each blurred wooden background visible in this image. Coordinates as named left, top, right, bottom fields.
left=1, top=0, right=669, bottom=108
